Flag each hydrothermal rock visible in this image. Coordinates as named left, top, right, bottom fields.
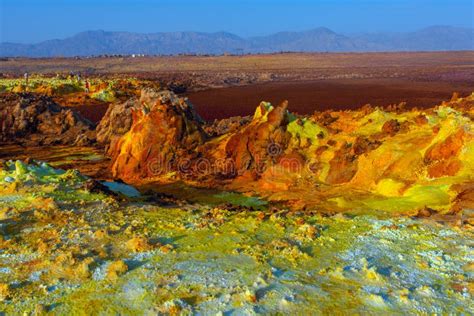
left=110, top=90, right=474, bottom=214
left=110, top=89, right=206, bottom=180
left=0, top=93, right=95, bottom=146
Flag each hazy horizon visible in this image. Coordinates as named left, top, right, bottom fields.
left=1, top=0, right=473, bottom=44
left=3, top=25, right=474, bottom=45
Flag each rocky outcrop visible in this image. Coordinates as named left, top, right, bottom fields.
left=221, top=101, right=292, bottom=178
left=108, top=91, right=474, bottom=214
left=96, top=98, right=140, bottom=152
left=110, top=89, right=206, bottom=180
left=0, top=93, right=95, bottom=146
left=424, top=128, right=465, bottom=178
left=203, top=115, right=252, bottom=137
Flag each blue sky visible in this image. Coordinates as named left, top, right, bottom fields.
left=1, top=0, right=473, bottom=43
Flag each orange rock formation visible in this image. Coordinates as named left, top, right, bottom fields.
left=110, top=89, right=474, bottom=214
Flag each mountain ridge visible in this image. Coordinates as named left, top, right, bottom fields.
left=1, top=26, right=473, bottom=57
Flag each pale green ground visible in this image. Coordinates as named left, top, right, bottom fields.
left=0, top=162, right=473, bottom=315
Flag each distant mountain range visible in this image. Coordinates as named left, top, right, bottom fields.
left=1, top=26, right=473, bottom=57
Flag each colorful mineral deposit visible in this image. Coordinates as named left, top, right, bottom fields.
left=1, top=3, right=473, bottom=311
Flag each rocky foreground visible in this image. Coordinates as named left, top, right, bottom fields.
left=0, top=78, right=473, bottom=313
left=0, top=160, right=473, bottom=314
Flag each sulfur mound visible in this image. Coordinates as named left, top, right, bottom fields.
left=221, top=100, right=292, bottom=177
left=110, top=89, right=206, bottom=180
